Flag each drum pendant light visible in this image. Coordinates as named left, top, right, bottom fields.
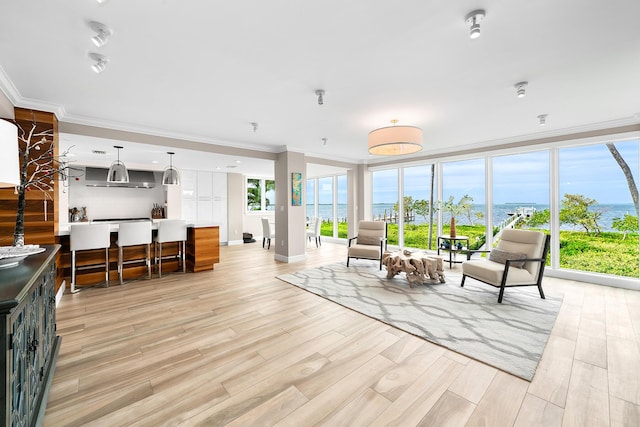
left=162, top=151, right=180, bottom=185
left=106, top=145, right=130, bottom=183
left=368, top=120, right=423, bottom=156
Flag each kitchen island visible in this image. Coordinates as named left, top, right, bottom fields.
left=55, top=220, right=220, bottom=290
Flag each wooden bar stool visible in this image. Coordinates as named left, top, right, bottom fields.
left=154, top=220, right=187, bottom=277
left=116, top=221, right=152, bottom=285
left=70, top=223, right=112, bottom=293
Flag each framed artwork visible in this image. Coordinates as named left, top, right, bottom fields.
left=291, top=172, right=302, bottom=206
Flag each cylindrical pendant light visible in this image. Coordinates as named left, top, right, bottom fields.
left=0, top=119, right=20, bottom=187
left=162, top=151, right=180, bottom=185
left=106, top=145, right=129, bottom=183
left=368, top=120, right=423, bottom=156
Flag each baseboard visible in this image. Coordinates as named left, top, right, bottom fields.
left=55, top=280, right=66, bottom=307
left=275, top=253, right=307, bottom=263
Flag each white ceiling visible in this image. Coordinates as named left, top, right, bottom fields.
left=1, top=1, right=639, bottom=176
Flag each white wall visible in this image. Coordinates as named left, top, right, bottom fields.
left=68, top=171, right=164, bottom=220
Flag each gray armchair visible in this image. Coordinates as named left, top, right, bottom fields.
left=461, top=228, right=550, bottom=303
left=347, top=220, right=387, bottom=270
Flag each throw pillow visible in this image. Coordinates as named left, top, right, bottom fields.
left=489, top=248, right=527, bottom=268
left=357, top=233, right=381, bottom=246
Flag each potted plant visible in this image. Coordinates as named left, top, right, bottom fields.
left=438, top=195, right=473, bottom=238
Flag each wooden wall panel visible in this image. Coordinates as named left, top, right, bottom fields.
left=0, top=108, right=60, bottom=285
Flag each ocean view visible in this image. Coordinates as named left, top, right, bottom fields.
left=308, top=203, right=636, bottom=232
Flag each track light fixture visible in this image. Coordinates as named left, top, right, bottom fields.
left=89, top=52, right=108, bottom=73
left=465, top=10, right=485, bottom=39
left=315, top=89, right=325, bottom=105
left=514, top=81, right=528, bottom=98
left=251, top=122, right=258, bottom=132
left=322, top=137, right=328, bottom=147
left=538, top=114, right=548, bottom=126
left=89, top=21, right=112, bottom=47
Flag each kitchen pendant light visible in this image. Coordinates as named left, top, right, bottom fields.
left=106, top=145, right=130, bottom=183
left=162, top=151, right=180, bottom=185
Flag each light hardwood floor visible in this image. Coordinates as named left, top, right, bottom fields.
left=44, top=241, right=640, bottom=426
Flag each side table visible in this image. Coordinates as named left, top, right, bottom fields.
left=437, top=235, right=469, bottom=268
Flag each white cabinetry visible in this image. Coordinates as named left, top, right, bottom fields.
left=182, top=169, right=227, bottom=242
left=164, top=184, right=182, bottom=219
left=181, top=170, right=197, bottom=224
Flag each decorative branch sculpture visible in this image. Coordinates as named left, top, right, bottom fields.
left=12, top=116, right=71, bottom=246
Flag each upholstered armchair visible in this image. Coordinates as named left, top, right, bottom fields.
left=461, top=228, right=550, bottom=303
left=347, top=220, right=387, bottom=270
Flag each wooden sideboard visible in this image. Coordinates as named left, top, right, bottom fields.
left=0, top=245, right=61, bottom=427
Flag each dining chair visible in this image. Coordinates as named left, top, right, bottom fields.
left=70, top=223, right=112, bottom=293
left=155, top=219, right=187, bottom=277
left=116, top=220, right=152, bottom=284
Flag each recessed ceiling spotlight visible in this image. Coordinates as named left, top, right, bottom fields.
left=514, top=81, right=528, bottom=98
left=89, top=52, right=108, bottom=73
left=96, top=0, right=110, bottom=4
left=315, top=89, right=325, bottom=105
left=89, top=21, right=112, bottom=47
left=538, top=114, right=548, bottom=126
left=465, top=9, right=485, bottom=39
left=235, top=160, right=241, bottom=164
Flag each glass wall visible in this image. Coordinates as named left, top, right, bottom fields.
left=559, top=141, right=639, bottom=277
left=492, top=151, right=550, bottom=257
left=441, top=158, right=486, bottom=250
left=403, top=164, right=437, bottom=250
left=337, top=175, right=348, bottom=238
left=372, top=169, right=399, bottom=246
left=306, top=179, right=315, bottom=219
left=318, top=176, right=334, bottom=238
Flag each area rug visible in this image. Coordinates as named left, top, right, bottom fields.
left=277, top=262, right=562, bottom=381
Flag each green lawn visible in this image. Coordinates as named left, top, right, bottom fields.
left=321, top=221, right=639, bottom=278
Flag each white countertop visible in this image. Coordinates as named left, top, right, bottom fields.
left=56, top=220, right=220, bottom=236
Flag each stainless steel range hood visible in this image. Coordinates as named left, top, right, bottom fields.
left=84, top=166, right=157, bottom=188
